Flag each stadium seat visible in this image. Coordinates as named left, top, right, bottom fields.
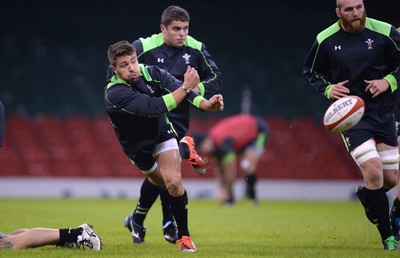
left=0, top=120, right=26, bottom=176
left=34, top=116, right=82, bottom=176
left=6, top=116, right=54, bottom=176
left=0, top=147, right=25, bottom=176
left=90, top=116, right=135, bottom=177
left=265, top=117, right=289, bottom=131
left=112, top=163, right=141, bottom=178
left=81, top=160, right=114, bottom=177
left=52, top=162, right=83, bottom=177
left=257, top=150, right=294, bottom=179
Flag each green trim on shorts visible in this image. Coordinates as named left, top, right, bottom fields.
left=222, top=151, right=235, bottom=163
left=256, top=132, right=267, bottom=150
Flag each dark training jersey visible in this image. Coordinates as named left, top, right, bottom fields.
left=304, top=18, right=400, bottom=125
left=395, top=27, right=400, bottom=135
left=133, top=33, right=222, bottom=139
left=104, top=64, right=205, bottom=163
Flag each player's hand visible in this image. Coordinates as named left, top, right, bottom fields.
left=365, top=79, right=389, bottom=98
left=182, top=66, right=200, bottom=92
left=330, top=80, right=350, bottom=100
left=200, top=94, right=224, bottom=111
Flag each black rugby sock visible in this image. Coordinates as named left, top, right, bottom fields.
left=364, top=187, right=392, bottom=241
left=58, top=227, right=82, bottom=246
left=159, top=187, right=174, bottom=225
left=392, top=198, right=400, bottom=218
left=179, top=141, right=190, bottom=159
left=169, top=190, right=189, bottom=238
left=133, top=178, right=160, bottom=226
left=245, top=174, right=257, bottom=200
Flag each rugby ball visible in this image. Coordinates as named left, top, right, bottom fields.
left=323, top=95, right=365, bottom=132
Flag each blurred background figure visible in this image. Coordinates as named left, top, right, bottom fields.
left=192, top=114, right=269, bottom=206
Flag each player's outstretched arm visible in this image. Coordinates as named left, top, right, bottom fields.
left=199, top=94, right=224, bottom=111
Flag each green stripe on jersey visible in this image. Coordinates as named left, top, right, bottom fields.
left=140, top=33, right=203, bottom=52
left=193, top=95, right=205, bottom=108
left=317, top=22, right=340, bottom=44
left=365, top=18, right=391, bottom=36
left=317, top=18, right=392, bottom=45
left=185, top=36, right=202, bottom=50
left=139, top=34, right=164, bottom=53
left=139, top=64, right=153, bottom=81
left=163, top=93, right=177, bottom=111
left=107, top=75, right=130, bottom=89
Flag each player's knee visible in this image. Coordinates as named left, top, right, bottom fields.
left=384, top=175, right=397, bottom=190
left=379, top=149, right=399, bottom=170
left=164, top=177, right=183, bottom=197
left=240, top=159, right=250, bottom=170
left=240, top=157, right=259, bottom=172
left=350, top=139, right=379, bottom=166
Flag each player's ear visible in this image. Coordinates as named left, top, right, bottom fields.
left=335, top=8, right=340, bottom=18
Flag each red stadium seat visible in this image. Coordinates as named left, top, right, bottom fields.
left=112, top=163, right=143, bottom=178
left=52, top=162, right=83, bottom=177
left=0, top=115, right=362, bottom=180
left=0, top=147, right=25, bottom=176
left=6, top=116, right=54, bottom=176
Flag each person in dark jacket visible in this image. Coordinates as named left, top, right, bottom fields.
left=111, top=5, right=223, bottom=245
left=104, top=40, right=223, bottom=252
left=303, top=0, right=400, bottom=251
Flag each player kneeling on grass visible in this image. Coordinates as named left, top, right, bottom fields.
left=0, top=223, right=102, bottom=250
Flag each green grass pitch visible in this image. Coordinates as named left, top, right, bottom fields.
left=0, top=198, right=395, bottom=257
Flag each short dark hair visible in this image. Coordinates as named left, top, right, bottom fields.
left=107, top=40, right=136, bottom=66
left=161, top=5, right=190, bottom=27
